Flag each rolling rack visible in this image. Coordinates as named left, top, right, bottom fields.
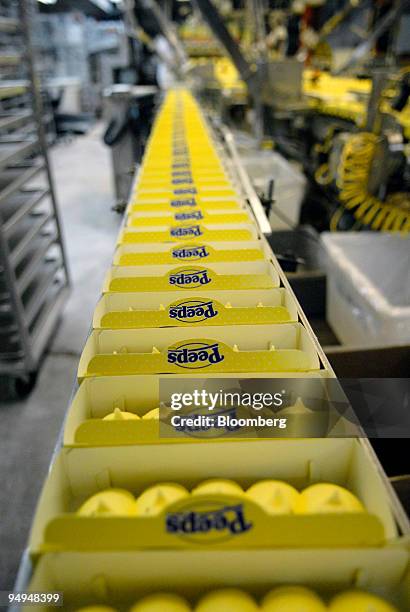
left=0, top=0, right=69, bottom=397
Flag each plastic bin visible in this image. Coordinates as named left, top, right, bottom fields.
left=238, top=145, right=306, bottom=230
left=321, top=233, right=410, bottom=347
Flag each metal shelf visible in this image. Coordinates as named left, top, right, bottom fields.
left=0, top=53, right=21, bottom=66
left=8, top=211, right=54, bottom=267
left=23, top=259, right=61, bottom=325
left=0, top=17, right=19, bottom=33
left=2, top=188, right=49, bottom=233
left=0, top=139, right=36, bottom=169
left=16, top=233, right=57, bottom=293
left=0, top=80, right=29, bottom=99
left=0, top=0, right=70, bottom=380
left=0, top=110, right=33, bottom=131
left=0, top=162, right=44, bottom=203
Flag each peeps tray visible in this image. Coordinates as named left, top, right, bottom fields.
left=126, top=209, right=253, bottom=228
left=128, top=197, right=244, bottom=212
left=64, top=373, right=356, bottom=447
left=27, top=439, right=398, bottom=555
left=118, top=223, right=258, bottom=244
left=77, top=323, right=321, bottom=379
left=136, top=173, right=232, bottom=188
left=23, top=547, right=410, bottom=612
left=133, top=184, right=238, bottom=201
left=102, top=261, right=280, bottom=293
left=137, top=169, right=230, bottom=182
left=92, top=288, right=298, bottom=329
left=113, top=241, right=270, bottom=266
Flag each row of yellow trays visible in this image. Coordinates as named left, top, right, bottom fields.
left=23, top=90, right=409, bottom=611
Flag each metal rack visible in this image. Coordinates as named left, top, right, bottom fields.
left=0, top=0, right=69, bottom=395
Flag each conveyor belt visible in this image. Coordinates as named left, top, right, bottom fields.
left=11, top=90, right=409, bottom=611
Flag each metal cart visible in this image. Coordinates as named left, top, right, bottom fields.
left=0, top=0, right=69, bottom=398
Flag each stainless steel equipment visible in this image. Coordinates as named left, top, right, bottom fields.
left=103, top=84, right=158, bottom=205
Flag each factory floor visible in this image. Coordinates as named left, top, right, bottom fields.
left=0, top=125, right=122, bottom=590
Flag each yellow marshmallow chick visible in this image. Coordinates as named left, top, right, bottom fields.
left=75, top=606, right=117, bottom=612
left=246, top=480, right=299, bottom=514
left=103, top=408, right=140, bottom=420
left=143, top=406, right=174, bottom=420
left=191, top=479, right=244, bottom=497
left=134, top=484, right=189, bottom=516
left=328, top=590, right=398, bottom=612
left=195, top=588, right=258, bottom=612
left=130, top=593, right=191, bottom=612
left=142, top=408, right=160, bottom=419
left=262, top=586, right=327, bottom=611
left=77, top=489, right=136, bottom=517
left=296, top=484, right=364, bottom=514
left=75, top=608, right=117, bottom=612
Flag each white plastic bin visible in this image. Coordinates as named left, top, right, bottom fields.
left=241, top=151, right=306, bottom=230
left=321, top=232, right=410, bottom=347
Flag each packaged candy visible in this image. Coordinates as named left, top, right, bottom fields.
left=102, top=408, right=140, bottom=421
left=246, top=481, right=299, bottom=515
left=295, top=484, right=364, bottom=514
left=134, top=484, right=189, bottom=516
left=191, top=479, right=245, bottom=497
left=77, top=489, right=136, bottom=517
left=195, top=588, right=258, bottom=611
left=130, top=594, right=191, bottom=612
left=261, top=586, right=327, bottom=611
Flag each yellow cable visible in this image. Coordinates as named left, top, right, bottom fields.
left=335, top=132, right=410, bottom=233
left=315, top=163, right=332, bottom=185
left=330, top=206, right=345, bottom=231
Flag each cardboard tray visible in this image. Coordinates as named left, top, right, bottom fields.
left=78, top=323, right=322, bottom=379
left=113, top=240, right=270, bottom=265
left=92, top=288, right=298, bottom=329
left=102, top=261, right=280, bottom=293
left=28, top=439, right=399, bottom=555
left=23, top=548, right=410, bottom=611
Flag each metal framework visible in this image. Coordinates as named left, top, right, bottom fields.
left=0, top=0, right=69, bottom=383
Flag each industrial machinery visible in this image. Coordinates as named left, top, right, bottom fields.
left=177, top=0, right=410, bottom=235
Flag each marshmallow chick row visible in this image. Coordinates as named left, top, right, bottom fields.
left=102, top=407, right=160, bottom=420
left=75, top=586, right=397, bottom=611
left=77, top=479, right=364, bottom=517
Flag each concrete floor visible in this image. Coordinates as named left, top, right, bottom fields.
left=0, top=125, right=121, bottom=589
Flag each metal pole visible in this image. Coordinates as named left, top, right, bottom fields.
left=365, top=68, right=389, bottom=134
